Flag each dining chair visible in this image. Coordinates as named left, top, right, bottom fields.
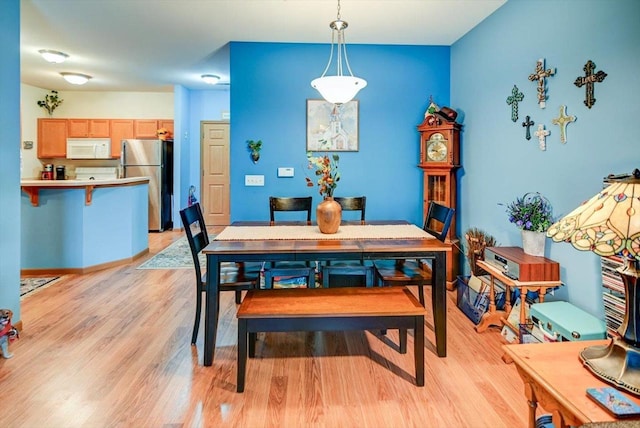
left=321, top=196, right=375, bottom=288
left=267, top=196, right=316, bottom=287
left=269, top=196, right=312, bottom=225
left=180, top=203, right=258, bottom=344
left=372, top=202, right=455, bottom=306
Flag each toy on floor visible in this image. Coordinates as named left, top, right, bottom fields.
left=0, top=309, right=19, bottom=359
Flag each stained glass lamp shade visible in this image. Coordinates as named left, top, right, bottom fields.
left=546, top=168, right=640, bottom=395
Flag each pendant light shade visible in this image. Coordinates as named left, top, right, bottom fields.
left=311, top=0, right=367, bottom=104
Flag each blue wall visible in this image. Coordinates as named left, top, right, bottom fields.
left=0, top=0, right=21, bottom=321
left=229, top=42, right=450, bottom=224
left=452, top=0, right=640, bottom=317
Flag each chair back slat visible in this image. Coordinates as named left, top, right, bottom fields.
left=179, top=203, right=209, bottom=281
left=334, top=196, right=366, bottom=224
left=423, top=202, right=455, bottom=242
left=269, top=196, right=312, bottom=225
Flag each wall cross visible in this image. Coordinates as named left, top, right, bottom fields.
left=528, top=58, right=555, bottom=108
left=574, top=60, right=607, bottom=109
left=551, top=105, right=576, bottom=144
left=534, top=124, right=550, bottom=151
left=506, top=85, right=524, bottom=122
left=522, top=115, right=534, bottom=140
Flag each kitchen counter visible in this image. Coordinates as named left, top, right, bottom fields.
left=21, top=178, right=149, bottom=274
left=21, top=177, right=149, bottom=206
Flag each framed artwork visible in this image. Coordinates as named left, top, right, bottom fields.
left=306, top=99, right=359, bottom=151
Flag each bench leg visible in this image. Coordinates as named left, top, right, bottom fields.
left=237, top=319, right=248, bottom=393
left=399, top=328, right=407, bottom=354
left=249, top=332, right=257, bottom=358
left=415, top=315, right=425, bottom=386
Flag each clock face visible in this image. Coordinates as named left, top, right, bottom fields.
left=426, top=133, right=448, bottom=161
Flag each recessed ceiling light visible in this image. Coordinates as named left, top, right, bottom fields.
left=60, top=72, right=92, bottom=85
left=201, top=74, right=220, bottom=85
left=38, top=49, right=69, bottom=64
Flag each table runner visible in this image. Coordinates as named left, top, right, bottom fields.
left=214, top=224, right=434, bottom=241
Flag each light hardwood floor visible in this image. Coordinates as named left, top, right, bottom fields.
left=1, top=230, right=529, bottom=427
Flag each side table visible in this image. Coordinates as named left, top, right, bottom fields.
left=503, top=340, right=640, bottom=428
left=475, top=259, right=562, bottom=334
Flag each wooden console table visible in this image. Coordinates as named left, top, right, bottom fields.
left=475, top=259, right=562, bottom=333
left=503, top=340, right=640, bottom=428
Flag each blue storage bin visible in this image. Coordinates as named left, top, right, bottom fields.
left=456, top=275, right=506, bottom=325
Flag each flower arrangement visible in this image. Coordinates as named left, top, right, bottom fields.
left=504, top=192, right=554, bottom=232
left=37, top=90, right=63, bottom=116
left=305, top=152, right=340, bottom=198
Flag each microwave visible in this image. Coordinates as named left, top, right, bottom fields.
left=66, top=138, right=112, bottom=159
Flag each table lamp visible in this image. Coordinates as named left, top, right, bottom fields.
left=546, top=168, right=640, bottom=396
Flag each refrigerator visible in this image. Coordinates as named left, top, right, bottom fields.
left=121, top=139, right=173, bottom=232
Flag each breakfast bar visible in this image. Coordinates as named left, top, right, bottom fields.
left=20, top=177, right=150, bottom=274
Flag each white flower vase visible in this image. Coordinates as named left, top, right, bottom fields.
left=521, top=230, right=546, bottom=257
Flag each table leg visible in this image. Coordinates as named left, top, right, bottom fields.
left=432, top=252, right=447, bottom=357
left=237, top=319, right=247, bottom=393
left=475, top=276, right=507, bottom=333
left=524, top=382, right=537, bottom=428
left=415, top=315, right=425, bottom=386
left=204, top=254, right=221, bottom=366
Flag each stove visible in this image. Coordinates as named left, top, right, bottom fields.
left=74, top=167, right=118, bottom=181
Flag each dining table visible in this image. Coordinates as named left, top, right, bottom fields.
left=201, top=220, right=451, bottom=366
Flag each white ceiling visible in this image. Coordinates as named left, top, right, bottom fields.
left=20, top=0, right=507, bottom=92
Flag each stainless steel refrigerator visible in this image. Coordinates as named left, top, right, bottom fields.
left=121, top=139, right=173, bottom=232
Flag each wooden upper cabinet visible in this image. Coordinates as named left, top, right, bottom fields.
left=134, top=120, right=160, bottom=138
left=38, top=119, right=68, bottom=158
left=67, top=119, right=111, bottom=138
left=110, top=119, right=135, bottom=158
left=134, top=119, right=174, bottom=139
left=158, top=120, right=174, bottom=137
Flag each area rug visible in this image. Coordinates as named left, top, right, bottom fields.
left=20, top=277, right=60, bottom=298
left=137, top=236, right=205, bottom=269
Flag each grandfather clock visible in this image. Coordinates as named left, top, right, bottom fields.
left=418, top=117, right=462, bottom=290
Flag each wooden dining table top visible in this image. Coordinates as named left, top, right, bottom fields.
left=203, top=221, right=452, bottom=257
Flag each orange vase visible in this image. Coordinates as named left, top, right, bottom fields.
left=316, top=197, right=342, bottom=234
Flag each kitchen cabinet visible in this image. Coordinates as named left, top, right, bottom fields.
left=110, top=119, right=135, bottom=158
left=37, top=119, right=67, bottom=158
left=134, top=119, right=174, bottom=139
left=158, top=120, right=174, bottom=136
left=134, top=120, right=160, bottom=138
left=67, top=119, right=110, bottom=138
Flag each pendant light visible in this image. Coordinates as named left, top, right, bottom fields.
left=311, top=0, right=367, bottom=104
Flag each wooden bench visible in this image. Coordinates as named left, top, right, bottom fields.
left=236, top=286, right=426, bottom=392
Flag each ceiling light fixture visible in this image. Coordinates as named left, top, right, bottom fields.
left=201, top=74, right=221, bottom=85
left=311, top=0, right=367, bottom=104
left=38, top=49, right=69, bottom=64
left=60, top=72, right=92, bottom=85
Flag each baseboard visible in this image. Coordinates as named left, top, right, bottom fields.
left=20, top=247, right=149, bottom=276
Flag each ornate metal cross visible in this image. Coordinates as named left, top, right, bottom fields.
left=528, top=58, right=555, bottom=108
left=534, top=124, right=550, bottom=151
left=506, top=85, right=524, bottom=122
left=574, top=60, right=607, bottom=109
left=551, top=105, right=576, bottom=144
left=522, top=115, right=534, bottom=140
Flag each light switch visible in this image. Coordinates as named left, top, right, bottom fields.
left=278, top=167, right=294, bottom=177
left=245, top=175, right=264, bottom=186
